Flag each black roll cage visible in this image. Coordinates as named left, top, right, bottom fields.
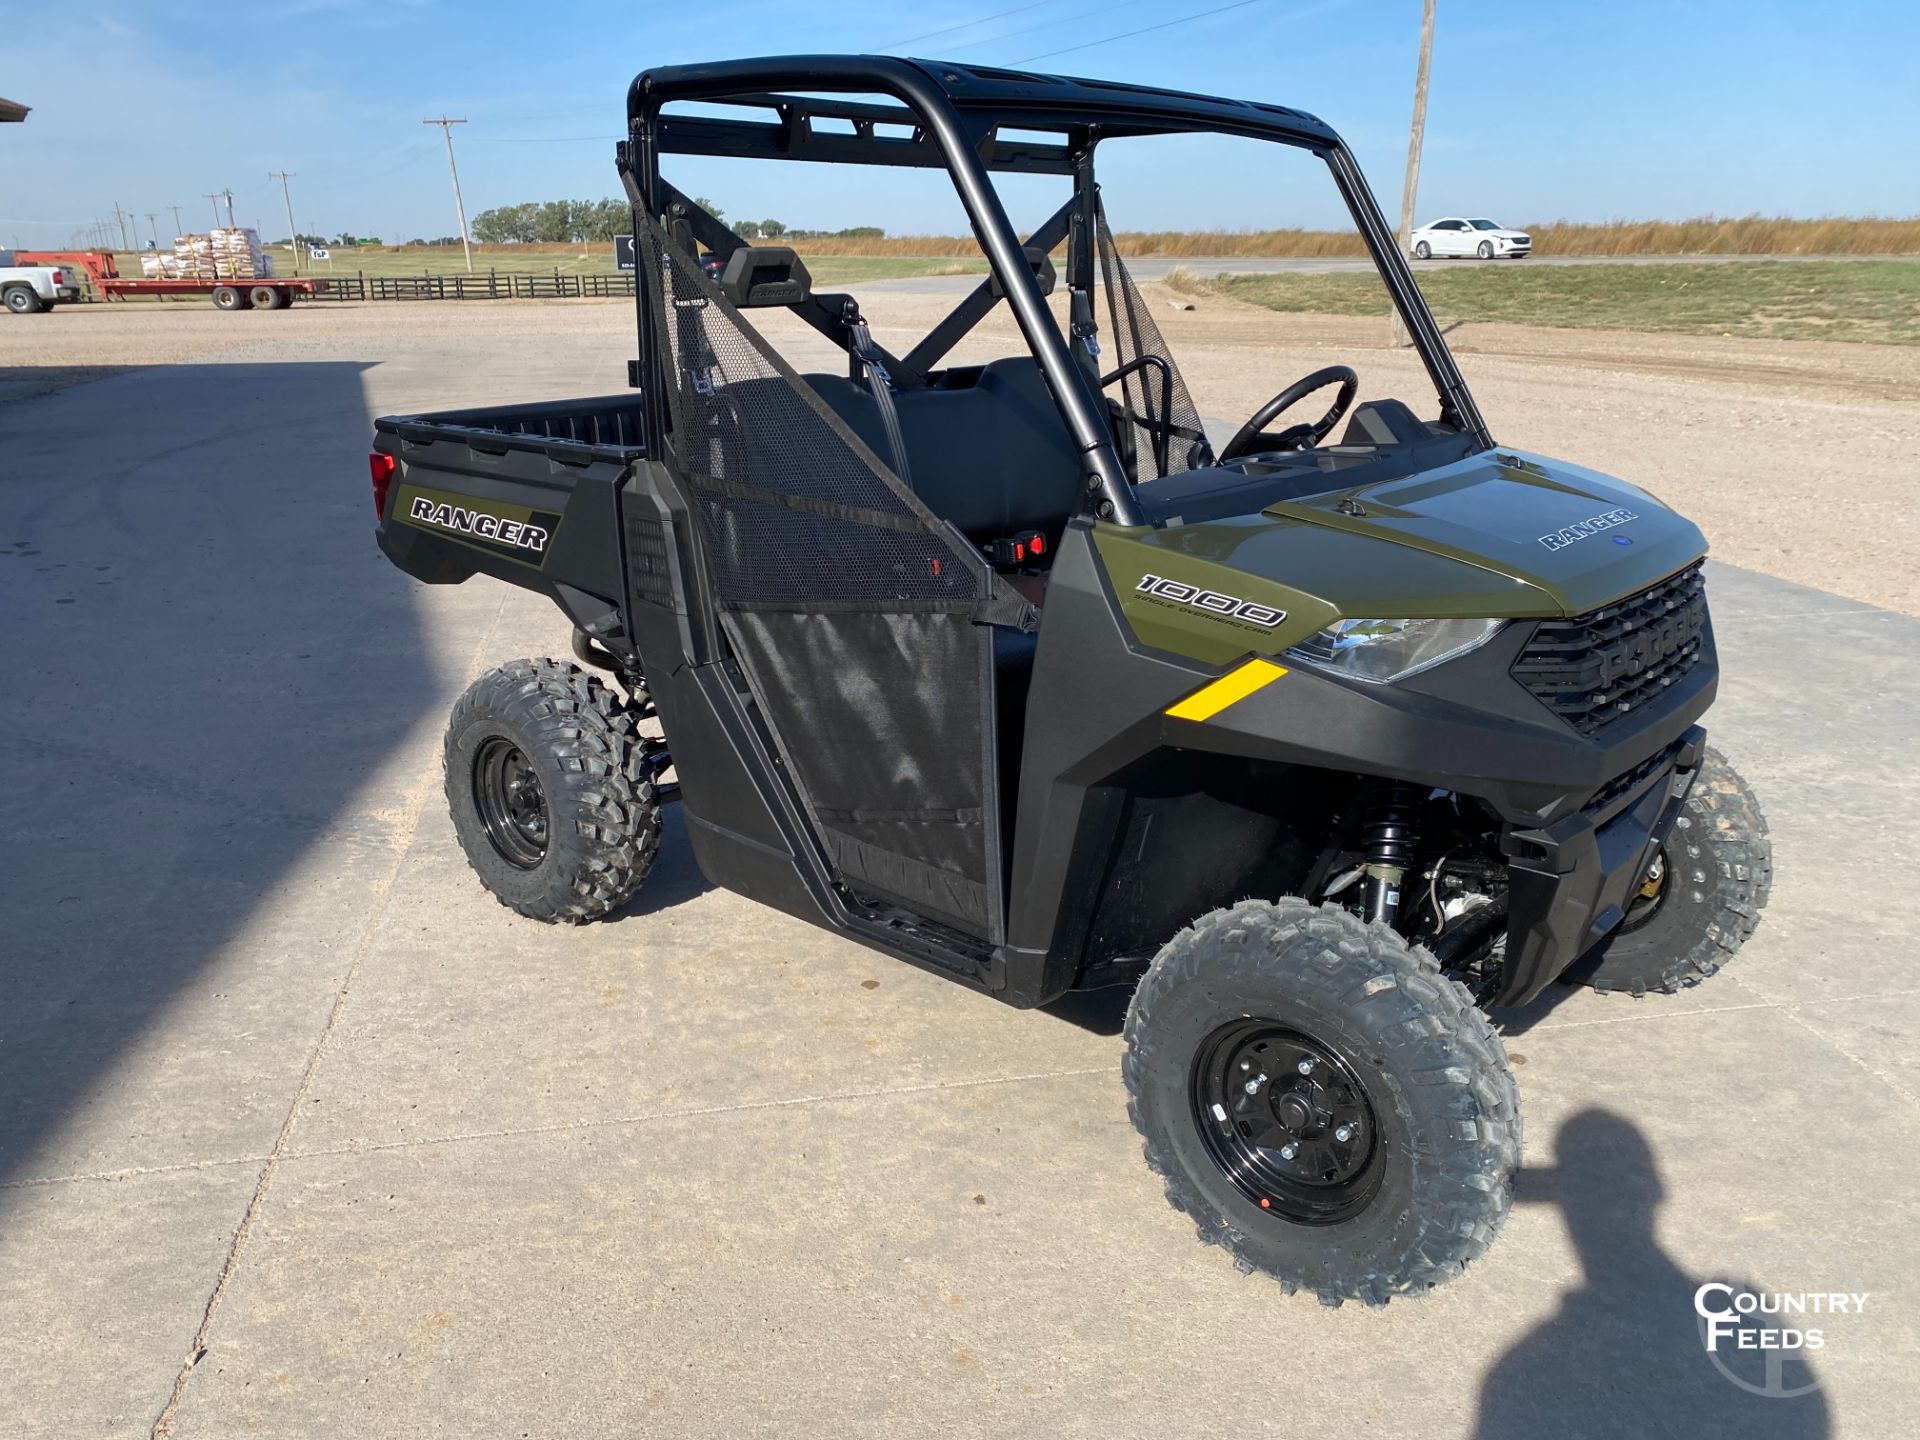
left=620, top=54, right=1492, bottom=529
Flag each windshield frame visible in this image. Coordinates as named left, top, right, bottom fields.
left=626, top=55, right=1495, bottom=526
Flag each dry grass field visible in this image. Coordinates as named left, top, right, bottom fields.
left=98, top=216, right=1919, bottom=284
left=1176, top=258, right=1920, bottom=346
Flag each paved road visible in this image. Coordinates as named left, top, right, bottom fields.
left=869, top=250, right=1899, bottom=296
left=2, top=322, right=1915, bottom=1438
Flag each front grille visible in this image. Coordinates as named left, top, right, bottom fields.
left=1513, top=562, right=1707, bottom=736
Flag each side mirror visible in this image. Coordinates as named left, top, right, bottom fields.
left=989, top=245, right=1058, bottom=300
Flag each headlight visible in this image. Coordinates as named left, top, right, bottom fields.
left=1285, top=617, right=1505, bottom=684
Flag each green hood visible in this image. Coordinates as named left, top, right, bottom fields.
left=1093, top=450, right=1708, bottom=666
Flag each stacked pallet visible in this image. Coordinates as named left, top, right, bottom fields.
left=209, top=227, right=273, bottom=279
left=143, top=230, right=276, bottom=281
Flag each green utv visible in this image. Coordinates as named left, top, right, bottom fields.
left=370, top=57, right=1770, bottom=1304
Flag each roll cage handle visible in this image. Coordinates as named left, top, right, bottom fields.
left=1099, top=354, right=1175, bottom=479
left=629, top=57, right=1147, bottom=528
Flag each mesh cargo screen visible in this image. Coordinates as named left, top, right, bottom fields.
left=636, top=220, right=1004, bottom=937
left=1094, top=200, right=1213, bottom=481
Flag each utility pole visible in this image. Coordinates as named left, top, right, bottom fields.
left=270, top=171, right=301, bottom=274
left=222, top=189, right=237, bottom=228
left=145, top=213, right=160, bottom=248
left=204, top=192, right=224, bottom=227
left=1391, top=0, right=1436, bottom=347
left=422, top=117, right=473, bottom=273
left=111, top=202, right=133, bottom=250
left=167, top=203, right=184, bottom=239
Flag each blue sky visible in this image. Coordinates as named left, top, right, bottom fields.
left=3, top=0, right=1916, bottom=248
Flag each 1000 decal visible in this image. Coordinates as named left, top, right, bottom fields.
left=1135, top=573, right=1287, bottom=628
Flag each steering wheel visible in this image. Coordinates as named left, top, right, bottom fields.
left=1218, top=365, right=1359, bottom=462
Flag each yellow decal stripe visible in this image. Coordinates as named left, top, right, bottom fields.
left=1165, top=658, right=1288, bottom=722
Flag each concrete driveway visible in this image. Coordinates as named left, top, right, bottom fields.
left=2, top=305, right=1914, bottom=1439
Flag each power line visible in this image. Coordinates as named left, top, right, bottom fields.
left=945, top=0, right=1150, bottom=56
left=470, top=134, right=621, bottom=144
left=882, top=0, right=1066, bottom=49
left=1014, top=0, right=1273, bottom=63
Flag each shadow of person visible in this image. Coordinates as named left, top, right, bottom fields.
left=1475, top=1109, right=1830, bottom=1440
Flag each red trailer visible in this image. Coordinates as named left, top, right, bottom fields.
left=97, top=276, right=331, bottom=310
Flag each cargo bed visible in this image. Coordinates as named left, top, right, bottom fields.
left=372, top=396, right=651, bottom=633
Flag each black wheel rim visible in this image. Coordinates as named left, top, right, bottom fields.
left=472, top=737, right=549, bottom=869
left=1190, top=1019, right=1384, bottom=1225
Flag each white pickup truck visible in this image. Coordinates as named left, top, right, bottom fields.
left=0, top=257, right=82, bottom=314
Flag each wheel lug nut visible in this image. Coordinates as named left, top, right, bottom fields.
left=1296, top=1059, right=1313, bottom=1075
left=1244, top=1073, right=1266, bottom=1095
left=1334, top=1125, right=1354, bottom=1142
left=1280, top=1143, right=1298, bottom=1160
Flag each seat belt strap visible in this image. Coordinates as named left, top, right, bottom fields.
left=841, top=299, right=912, bottom=486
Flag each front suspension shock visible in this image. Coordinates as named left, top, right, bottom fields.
left=1360, top=780, right=1423, bottom=928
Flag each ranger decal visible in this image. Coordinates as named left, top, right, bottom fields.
left=393, top=483, right=563, bottom=568
left=1538, top=507, right=1637, bottom=551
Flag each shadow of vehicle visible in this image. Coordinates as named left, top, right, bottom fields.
left=0, top=361, right=437, bottom=1189
left=1476, top=1109, right=1830, bottom=1440
left=604, top=805, right=716, bottom=921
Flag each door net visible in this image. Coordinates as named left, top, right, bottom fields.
left=636, top=220, right=1009, bottom=937
left=1094, top=199, right=1214, bottom=481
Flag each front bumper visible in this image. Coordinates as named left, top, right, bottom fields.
left=1497, top=726, right=1703, bottom=1005
left=1162, top=606, right=1718, bottom=1003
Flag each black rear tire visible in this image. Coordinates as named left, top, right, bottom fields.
left=212, top=285, right=247, bottom=311
left=1413, top=241, right=1431, bottom=260
left=249, top=285, right=282, bottom=310
left=4, top=286, right=44, bottom=314
left=1564, top=748, right=1771, bottom=996
left=445, top=658, right=662, bottom=923
left=1124, top=899, right=1521, bottom=1306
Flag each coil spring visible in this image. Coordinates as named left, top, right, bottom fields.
left=1360, top=780, right=1423, bottom=926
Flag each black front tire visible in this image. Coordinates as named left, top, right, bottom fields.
left=1565, top=748, right=1771, bottom=996
left=1477, top=241, right=1495, bottom=259
left=445, top=658, right=662, bottom=923
left=1124, top=899, right=1521, bottom=1306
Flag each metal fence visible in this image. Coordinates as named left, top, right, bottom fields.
left=307, top=270, right=637, bottom=302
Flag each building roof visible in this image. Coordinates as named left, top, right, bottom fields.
left=0, top=97, right=29, bottom=122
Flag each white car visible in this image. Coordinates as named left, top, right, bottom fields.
left=1410, top=217, right=1531, bottom=260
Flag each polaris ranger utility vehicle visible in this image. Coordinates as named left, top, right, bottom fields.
left=369, top=56, right=1770, bottom=1305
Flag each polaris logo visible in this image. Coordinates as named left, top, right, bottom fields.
left=1539, top=507, right=1638, bottom=551
left=409, top=496, right=550, bottom=554
left=1136, top=573, right=1286, bottom=628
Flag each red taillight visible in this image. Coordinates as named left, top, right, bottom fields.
left=369, top=451, right=396, bottom=518
left=51, top=269, right=66, bottom=285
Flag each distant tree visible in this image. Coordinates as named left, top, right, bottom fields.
left=692, top=196, right=724, bottom=223
left=758, top=218, right=786, bottom=239
left=585, top=199, right=629, bottom=241
left=473, top=203, right=538, bottom=244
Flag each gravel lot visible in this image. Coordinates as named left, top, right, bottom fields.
left=7, top=289, right=1916, bottom=612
